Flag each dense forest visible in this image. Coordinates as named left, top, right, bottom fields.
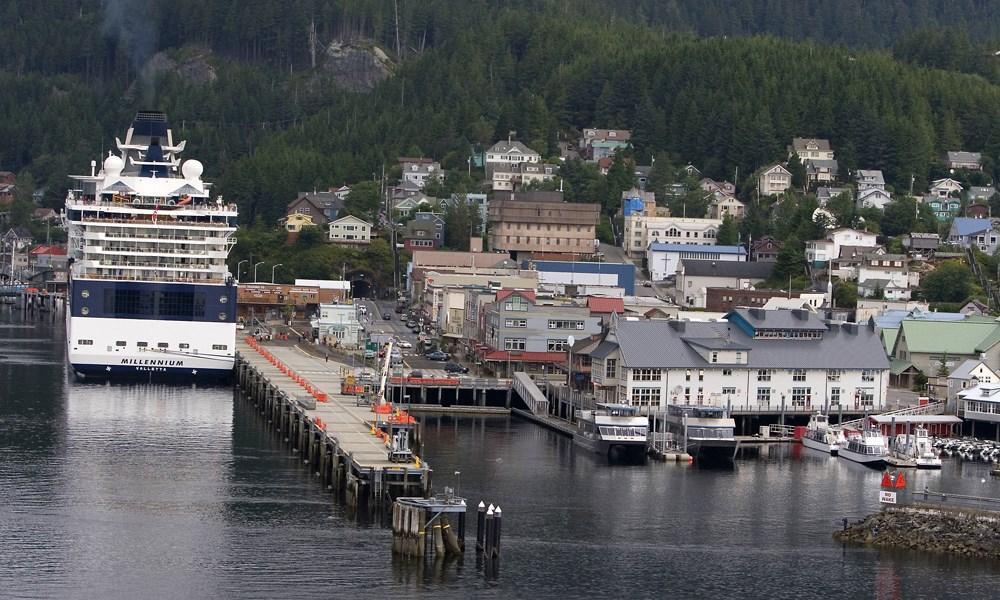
left=1, top=1, right=999, bottom=237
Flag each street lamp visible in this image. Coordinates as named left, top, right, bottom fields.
left=271, top=263, right=283, bottom=283
left=253, top=261, right=264, bottom=283
left=567, top=335, right=575, bottom=408
left=237, top=259, right=247, bottom=282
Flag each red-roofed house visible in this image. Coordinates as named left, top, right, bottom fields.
left=587, top=296, right=624, bottom=315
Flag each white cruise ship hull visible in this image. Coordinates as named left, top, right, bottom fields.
left=66, top=284, right=236, bottom=381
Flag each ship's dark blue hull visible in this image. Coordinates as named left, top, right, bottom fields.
left=71, top=362, right=233, bottom=382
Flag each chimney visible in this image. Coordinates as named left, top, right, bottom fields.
left=749, top=307, right=765, bottom=319
left=669, top=320, right=687, bottom=333
left=792, top=308, right=808, bottom=320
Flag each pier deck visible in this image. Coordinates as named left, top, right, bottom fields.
left=236, top=338, right=430, bottom=508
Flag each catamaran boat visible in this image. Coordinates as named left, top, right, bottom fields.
left=838, top=427, right=889, bottom=468
left=574, top=403, right=649, bottom=461
left=663, top=404, right=739, bottom=462
left=892, top=426, right=942, bottom=469
left=800, top=412, right=845, bottom=456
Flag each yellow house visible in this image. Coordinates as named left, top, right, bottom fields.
left=281, top=213, right=315, bottom=232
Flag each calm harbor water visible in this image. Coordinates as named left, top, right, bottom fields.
left=2, top=310, right=1000, bottom=599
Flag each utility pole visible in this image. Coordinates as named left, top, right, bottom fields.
left=308, top=18, right=317, bottom=69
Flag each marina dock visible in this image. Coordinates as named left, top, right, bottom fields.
left=235, top=338, right=431, bottom=511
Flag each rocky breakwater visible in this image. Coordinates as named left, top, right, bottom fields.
left=834, top=505, right=1000, bottom=559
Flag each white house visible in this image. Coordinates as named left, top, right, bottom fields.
left=624, top=215, right=722, bottom=257
left=314, top=303, right=364, bottom=348
left=758, top=164, right=792, bottom=196
left=945, top=151, right=983, bottom=171
left=707, top=193, right=746, bottom=219
left=857, top=188, right=892, bottom=210
left=958, top=383, right=1000, bottom=431
left=929, top=178, right=964, bottom=198
left=949, top=360, right=999, bottom=407
left=648, top=243, right=746, bottom=281
left=675, top=259, right=774, bottom=308
left=485, top=140, right=541, bottom=168
left=400, top=160, right=443, bottom=189
left=805, top=228, right=879, bottom=268
left=855, top=170, right=886, bottom=192
left=790, top=138, right=835, bottom=161
left=589, top=309, right=889, bottom=414
left=328, top=215, right=372, bottom=245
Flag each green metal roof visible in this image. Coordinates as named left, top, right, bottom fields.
left=881, top=327, right=899, bottom=354
left=890, top=359, right=917, bottom=375
left=897, top=319, right=1000, bottom=355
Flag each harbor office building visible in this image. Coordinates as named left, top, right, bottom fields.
left=589, top=308, right=889, bottom=416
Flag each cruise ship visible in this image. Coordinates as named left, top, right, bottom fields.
left=63, top=111, right=238, bottom=380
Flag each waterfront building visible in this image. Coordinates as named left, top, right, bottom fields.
left=648, top=243, right=746, bottom=281
left=589, top=308, right=889, bottom=414
left=313, top=303, right=363, bottom=348
left=675, top=259, right=773, bottom=308
left=889, top=317, right=1000, bottom=388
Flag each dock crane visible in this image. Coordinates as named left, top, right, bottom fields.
left=371, top=340, right=414, bottom=462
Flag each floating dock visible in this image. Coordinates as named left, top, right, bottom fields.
left=235, top=338, right=431, bottom=512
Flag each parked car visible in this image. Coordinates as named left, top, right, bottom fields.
left=396, top=340, right=413, bottom=349
left=363, top=349, right=377, bottom=359
left=426, top=350, right=448, bottom=361
left=408, top=370, right=424, bottom=378
left=383, top=313, right=392, bottom=320
left=444, top=362, right=469, bottom=374
left=642, top=280, right=653, bottom=288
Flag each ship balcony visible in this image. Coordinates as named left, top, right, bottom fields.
left=80, top=259, right=219, bottom=272
left=83, top=245, right=230, bottom=259
left=81, top=230, right=235, bottom=245
left=71, top=217, right=236, bottom=231
left=66, top=197, right=238, bottom=216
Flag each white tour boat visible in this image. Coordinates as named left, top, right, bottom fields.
left=800, top=412, right=845, bottom=455
left=575, top=403, right=649, bottom=461
left=892, top=426, right=942, bottom=469
left=838, top=427, right=889, bottom=468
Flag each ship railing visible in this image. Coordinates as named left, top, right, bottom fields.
left=75, top=273, right=227, bottom=284
left=77, top=217, right=233, bottom=228
left=67, top=198, right=238, bottom=212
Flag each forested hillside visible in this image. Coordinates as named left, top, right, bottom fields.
left=0, top=0, right=998, bottom=225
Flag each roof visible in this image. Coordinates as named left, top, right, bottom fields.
left=612, top=319, right=889, bottom=370
left=590, top=340, right=620, bottom=360
left=880, top=328, right=899, bottom=353
left=761, top=164, right=791, bottom=176
left=817, top=187, right=850, bottom=200
left=890, top=359, right=917, bottom=375
left=29, top=244, right=67, bottom=255
left=949, top=359, right=997, bottom=380
left=805, top=158, right=839, bottom=172
left=680, top=259, right=773, bottom=279
left=330, top=214, right=371, bottom=227
left=495, top=289, right=536, bottom=303
left=946, top=151, right=982, bottom=164
left=856, top=170, right=885, bottom=185
left=649, top=243, right=747, bottom=255
left=488, top=140, right=539, bottom=156
left=411, top=250, right=512, bottom=269
left=949, top=217, right=994, bottom=237
left=792, top=138, right=832, bottom=152
left=968, top=186, right=997, bottom=199
left=728, top=307, right=828, bottom=332
left=288, top=191, right=343, bottom=212
left=587, top=297, right=624, bottom=314
left=896, top=319, right=1000, bottom=355
left=869, top=414, right=962, bottom=425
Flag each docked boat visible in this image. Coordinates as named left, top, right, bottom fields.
left=63, top=111, right=238, bottom=380
left=575, top=403, right=649, bottom=461
left=838, top=427, right=889, bottom=468
left=800, top=412, right=844, bottom=456
left=892, top=427, right=942, bottom=469
left=663, top=404, right=739, bottom=462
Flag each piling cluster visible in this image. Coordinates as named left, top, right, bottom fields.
left=835, top=505, right=1000, bottom=559
left=476, top=501, right=503, bottom=559
left=391, top=501, right=464, bottom=558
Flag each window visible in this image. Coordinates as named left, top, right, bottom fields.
left=722, top=368, right=732, bottom=376
left=735, top=352, right=742, bottom=362
left=605, top=359, right=618, bottom=379
left=685, top=369, right=691, bottom=381
left=548, top=320, right=585, bottom=330
left=631, top=387, right=661, bottom=407
left=504, top=318, right=527, bottom=328
left=756, top=387, right=771, bottom=405
left=792, top=369, right=806, bottom=382
left=633, top=368, right=662, bottom=381
left=858, top=389, right=874, bottom=407
left=504, top=338, right=526, bottom=351
left=503, top=295, right=529, bottom=311
left=830, top=388, right=841, bottom=406
left=684, top=387, right=691, bottom=403
left=861, top=370, right=875, bottom=382
left=791, top=387, right=811, bottom=407
left=698, top=369, right=704, bottom=381
left=179, top=343, right=190, bottom=349
left=116, top=341, right=126, bottom=347
left=136, top=341, right=148, bottom=348
left=157, top=342, right=169, bottom=349
left=757, top=369, right=772, bottom=381
left=78, top=339, right=94, bottom=346
left=711, top=352, right=718, bottom=363
left=721, top=387, right=737, bottom=396
left=547, top=339, right=568, bottom=352
left=212, top=344, right=228, bottom=351
left=827, top=370, right=841, bottom=382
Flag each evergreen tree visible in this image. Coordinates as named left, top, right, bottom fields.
left=787, top=153, right=807, bottom=190
left=771, top=236, right=806, bottom=285
left=716, top=215, right=739, bottom=245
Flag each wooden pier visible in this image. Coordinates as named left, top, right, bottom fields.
left=235, top=338, right=431, bottom=512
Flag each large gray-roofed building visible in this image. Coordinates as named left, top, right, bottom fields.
left=679, top=260, right=774, bottom=279
left=612, top=316, right=889, bottom=370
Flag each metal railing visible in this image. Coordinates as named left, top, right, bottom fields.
left=512, top=372, right=549, bottom=416
left=838, top=401, right=946, bottom=429
left=768, top=424, right=796, bottom=437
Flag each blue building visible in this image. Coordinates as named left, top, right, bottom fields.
left=526, top=260, right=636, bottom=295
